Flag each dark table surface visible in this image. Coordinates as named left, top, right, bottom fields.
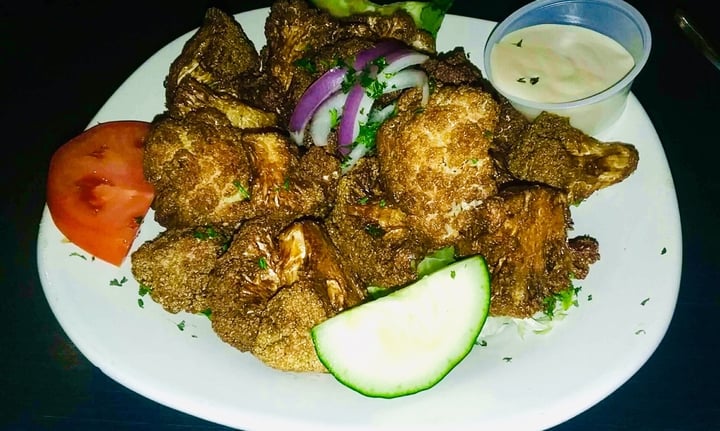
left=2, top=0, right=719, bottom=430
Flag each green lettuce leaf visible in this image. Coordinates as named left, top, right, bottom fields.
left=309, top=0, right=454, bottom=37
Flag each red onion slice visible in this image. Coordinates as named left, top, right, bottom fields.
left=380, top=69, right=430, bottom=106
left=288, top=66, right=348, bottom=145
left=337, top=83, right=370, bottom=156
left=342, top=139, right=372, bottom=173
left=369, top=102, right=397, bottom=123
left=353, top=40, right=405, bottom=70
left=382, top=50, right=430, bottom=75
left=309, top=91, right=348, bottom=147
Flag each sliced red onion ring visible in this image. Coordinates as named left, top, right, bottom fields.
left=382, top=50, right=430, bottom=76
left=337, top=83, right=374, bottom=156
left=290, top=40, right=430, bottom=165
left=342, top=139, right=372, bottom=174
left=353, top=40, right=405, bottom=70
left=381, top=69, right=430, bottom=106
left=369, top=102, right=397, bottom=123
left=309, top=91, right=348, bottom=147
left=288, top=66, right=348, bottom=145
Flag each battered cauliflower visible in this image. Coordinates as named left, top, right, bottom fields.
left=143, top=109, right=255, bottom=229
left=169, top=77, right=278, bottom=129
left=325, top=157, right=429, bottom=288
left=506, top=112, right=640, bottom=203
left=207, top=218, right=364, bottom=370
left=376, top=85, right=500, bottom=247
left=165, top=7, right=260, bottom=101
left=131, top=226, right=228, bottom=314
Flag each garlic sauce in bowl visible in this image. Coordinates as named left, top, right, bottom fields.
left=483, top=0, right=651, bottom=135
left=489, top=23, right=635, bottom=104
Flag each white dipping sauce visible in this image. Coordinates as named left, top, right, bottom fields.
left=489, top=24, right=635, bottom=103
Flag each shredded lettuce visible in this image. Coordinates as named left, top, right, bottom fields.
left=543, top=284, right=581, bottom=320
left=416, top=245, right=455, bottom=277
left=367, top=245, right=456, bottom=299
left=309, top=0, right=454, bottom=37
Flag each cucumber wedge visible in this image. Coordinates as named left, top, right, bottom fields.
left=311, top=255, right=491, bottom=398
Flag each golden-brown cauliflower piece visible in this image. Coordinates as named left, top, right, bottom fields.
left=251, top=281, right=333, bottom=372
left=143, top=109, right=255, bottom=229
left=325, top=157, right=429, bottom=288
left=208, top=217, right=363, bottom=368
left=131, top=226, right=228, bottom=314
left=376, top=86, right=500, bottom=247
left=165, top=7, right=260, bottom=101
left=243, top=134, right=341, bottom=221
left=457, top=185, right=598, bottom=318
left=168, top=77, right=278, bottom=129
left=506, top=112, right=640, bottom=203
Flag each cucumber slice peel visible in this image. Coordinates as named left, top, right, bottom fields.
left=311, top=255, right=491, bottom=398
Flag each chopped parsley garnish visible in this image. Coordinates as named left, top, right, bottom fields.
left=69, top=252, right=87, bottom=260
left=635, top=329, right=646, bottom=335
left=450, top=270, right=456, bottom=279
left=378, top=199, right=387, bottom=208
left=661, top=247, right=667, bottom=255
left=543, top=284, right=581, bottom=319
left=354, top=120, right=383, bottom=150
left=258, top=257, right=269, bottom=270
left=364, top=79, right=387, bottom=98
left=641, top=297, right=650, bottom=306
left=293, top=57, right=317, bottom=74
left=137, top=298, right=145, bottom=308
left=517, top=76, right=540, bottom=85
left=138, top=284, right=152, bottom=296
left=341, top=66, right=358, bottom=93
left=199, top=308, right=212, bottom=319
left=512, top=39, right=523, bottom=47
left=357, top=196, right=370, bottom=205
left=370, top=56, right=389, bottom=71
left=193, top=226, right=219, bottom=240
left=364, top=223, right=385, bottom=237
left=282, top=177, right=291, bottom=191
left=475, top=339, right=488, bottom=347
left=233, top=180, right=251, bottom=200
left=177, top=320, right=186, bottom=331
left=502, top=357, right=513, bottom=363
left=587, top=294, right=593, bottom=301
left=329, top=107, right=341, bottom=129
left=109, top=276, right=128, bottom=287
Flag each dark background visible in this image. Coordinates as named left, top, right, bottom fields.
left=2, top=0, right=718, bottom=430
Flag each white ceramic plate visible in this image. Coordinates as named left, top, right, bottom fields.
left=37, top=10, right=682, bottom=431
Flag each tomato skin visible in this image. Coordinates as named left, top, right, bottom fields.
left=47, top=121, right=155, bottom=266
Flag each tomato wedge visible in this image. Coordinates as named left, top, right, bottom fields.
left=47, top=121, right=155, bottom=266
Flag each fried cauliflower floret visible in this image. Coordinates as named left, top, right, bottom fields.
left=506, top=112, right=640, bottom=203
left=243, top=134, right=341, bottom=221
left=131, top=226, right=228, bottom=314
left=325, top=157, right=429, bottom=288
left=165, top=7, right=260, bottom=101
left=168, top=77, right=278, bottom=129
left=252, top=281, right=333, bottom=373
left=376, top=86, right=499, bottom=247
left=143, top=109, right=255, bottom=229
left=207, top=217, right=363, bottom=361
left=457, top=185, right=598, bottom=318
